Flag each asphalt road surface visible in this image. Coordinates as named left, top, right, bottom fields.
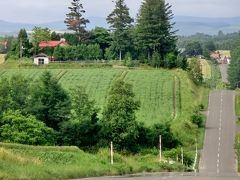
left=199, top=90, right=237, bottom=178
left=219, top=64, right=229, bottom=83
left=81, top=64, right=238, bottom=180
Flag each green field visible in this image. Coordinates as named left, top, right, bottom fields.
left=200, top=59, right=211, bottom=80
left=0, top=63, right=208, bottom=178
left=0, top=67, right=207, bottom=125
left=0, top=54, right=4, bottom=64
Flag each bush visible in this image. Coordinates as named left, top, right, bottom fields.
left=0, top=110, right=56, bottom=145
left=191, top=113, right=204, bottom=128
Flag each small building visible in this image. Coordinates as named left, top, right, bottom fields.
left=34, top=53, right=49, bottom=65
left=210, top=52, right=221, bottom=60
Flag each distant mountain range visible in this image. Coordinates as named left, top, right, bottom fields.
left=1, top=16, right=240, bottom=36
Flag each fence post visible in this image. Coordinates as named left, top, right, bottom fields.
left=181, top=147, right=184, bottom=165
left=159, top=135, right=162, bottom=162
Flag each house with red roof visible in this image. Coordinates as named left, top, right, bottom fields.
left=38, top=38, right=68, bottom=48
left=210, top=52, right=221, bottom=60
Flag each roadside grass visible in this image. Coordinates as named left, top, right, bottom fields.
left=0, top=54, right=5, bottom=64
left=200, top=59, right=211, bottom=80
left=235, top=91, right=240, bottom=119
left=0, top=143, right=185, bottom=179
left=204, top=60, right=222, bottom=89
left=235, top=90, right=240, bottom=172
left=236, top=134, right=240, bottom=172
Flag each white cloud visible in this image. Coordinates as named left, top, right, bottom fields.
left=0, top=0, right=239, bottom=23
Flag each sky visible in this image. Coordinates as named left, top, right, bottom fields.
left=0, top=0, right=239, bottom=23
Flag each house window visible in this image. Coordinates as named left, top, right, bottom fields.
left=38, top=58, right=44, bottom=65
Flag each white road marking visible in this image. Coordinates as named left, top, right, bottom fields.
left=217, top=92, right=223, bottom=174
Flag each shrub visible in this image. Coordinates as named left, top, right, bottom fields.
left=0, top=110, right=56, bottom=145
left=191, top=113, right=204, bottom=128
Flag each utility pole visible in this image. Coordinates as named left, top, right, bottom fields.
left=20, top=38, right=23, bottom=59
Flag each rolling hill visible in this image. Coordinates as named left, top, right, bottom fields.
left=1, top=16, right=240, bottom=36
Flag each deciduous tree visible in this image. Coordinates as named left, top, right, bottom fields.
left=32, top=27, right=51, bottom=54
left=100, top=80, right=140, bottom=151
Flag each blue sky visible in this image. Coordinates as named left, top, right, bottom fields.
left=0, top=0, right=239, bottom=23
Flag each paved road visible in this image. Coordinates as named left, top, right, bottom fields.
left=219, top=64, right=228, bottom=83
left=199, top=90, right=237, bottom=177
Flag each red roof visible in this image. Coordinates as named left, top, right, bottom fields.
left=38, top=39, right=68, bottom=48
left=210, top=53, right=220, bottom=59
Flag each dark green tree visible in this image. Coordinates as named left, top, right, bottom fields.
left=51, top=31, right=61, bottom=40
left=61, top=86, right=100, bottom=149
left=137, top=0, right=177, bottom=65
left=62, top=33, right=79, bottom=45
left=228, top=36, right=240, bottom=89
left=16, top=29, right=31, bottom=58
left=107, top=0, right=134, bottom=61
left=64, top=0, right=89, bottom=42
left=188, top=58, right=203, bottom=85
left=28, top=71, right=71, bottom=131
left=90, top=27, right=112, bottom=56
left=202, top=41, right=216, bottom=58
left=0, top=75, right=31, bottom=115
left=0, top=110, right=55, bottom=145
left=53, top=46, right=65, bottom=60
left=100, top=80, right=140, bottom=151
left=184, top=41, right=203, bottom=57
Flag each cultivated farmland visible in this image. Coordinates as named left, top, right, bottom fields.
left=0, top=54, right=5, bottom=64
left=200, top=59, right=211, bottom=79
left=0, top=68, right=207, bottom=125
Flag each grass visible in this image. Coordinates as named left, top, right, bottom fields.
left=0, top=143, right=185, bottom=179
left=218, top=50, right=231, bottom=57
left=0, top=61, right=209, bottom=178
left=200, top=59, right=211, bottom=80
left=0, top=54, right=5, bottom=64
left=205, top=60, right=222, bottom=89
left=235, top=91, right=240, bottom=118
left=0, top=66, right=207, bottom=126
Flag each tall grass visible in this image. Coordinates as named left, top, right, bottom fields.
left=0, top=143, right=185, bottom=179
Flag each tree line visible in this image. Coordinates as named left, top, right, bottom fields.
left=228, top=34, right=240, bottom=89
left=0, top=72, right=179, bottom=152
left=6, top=0, right=188, bottom=69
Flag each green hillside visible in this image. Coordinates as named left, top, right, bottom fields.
left=0, top=142, right=185, bottom=179
left=0, top=68, right=207, bottom=125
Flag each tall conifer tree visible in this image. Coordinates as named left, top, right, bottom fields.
left=107, top=0, right=133, bottom=60
left=16, top=29, right=31, bottom=58
left=137, top=0, right=177, bottom=65
left=65, top=0, right=89, bottom=43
